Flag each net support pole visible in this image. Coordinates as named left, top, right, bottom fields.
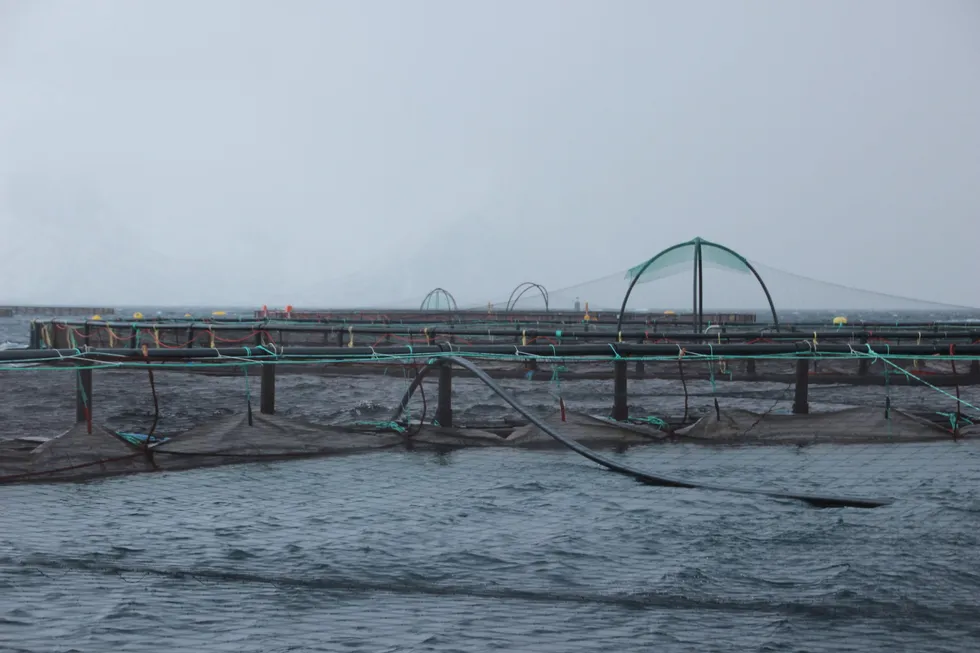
left=792, top=357, right=809, bottom=415
left=75, top=322, right=93, bottom=423
left=75, top=367, right=92, bottom=422
left=613, top=359, right=629, bottom=421
left=694, top=238, right=704, bottom=333
left=257, top=331, right=276, bottom=415
left=260, top=362, right=276, bottom=415
left=436, top=362, right=453, bottom=427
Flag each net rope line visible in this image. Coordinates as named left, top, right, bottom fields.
left=648, top=366, right=900, bottom=494
left=604, top=350, right=964, bottom=499
left=4, top=348, right=977, bottom=412
left=7, top=343, right=980, bottom=438
left=2, top=346, right=973, bottom=498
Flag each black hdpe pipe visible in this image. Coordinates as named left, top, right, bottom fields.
left=391, top=354, right=893, bottom=509
left=8, top=342, right=980, bottom=362
left=34, top=320, right=980, bottom=340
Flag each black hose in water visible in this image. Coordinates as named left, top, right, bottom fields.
left=392, top=354, right=893, bottom=509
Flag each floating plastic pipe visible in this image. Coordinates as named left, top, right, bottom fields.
left=6, top=342, right=980, bottom=362
left=31, top=320, right=980, bottom=342
left=391, top=354, right=893, bottom=509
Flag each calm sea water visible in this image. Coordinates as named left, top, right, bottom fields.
left=1, top=315, right=979, bottom=652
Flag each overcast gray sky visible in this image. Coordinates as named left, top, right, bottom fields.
left=0, top=0, right=977, bottom=310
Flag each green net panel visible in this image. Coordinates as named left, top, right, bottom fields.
left=625, top=240, right=752, bottom=284
left=619, top=237, right=778, bottom=329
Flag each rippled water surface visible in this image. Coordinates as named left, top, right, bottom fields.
left=2, top=317, right=980, bottom=652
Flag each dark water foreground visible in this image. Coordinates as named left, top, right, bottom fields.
left=2, top=320, right=980, bottom=651
left=2, top=444, right=979, bottom=653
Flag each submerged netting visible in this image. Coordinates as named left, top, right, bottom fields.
left=1, top=348, right=977, bottom=500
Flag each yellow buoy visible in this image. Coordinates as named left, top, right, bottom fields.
left=133, top=312, right=144, bottom=320
left=184, top=313, right=192, bottom=318
left=833, top=316, right=847, bottom=326
left=91, top=315, right=102, bottom=321
left=212, top=310, right=227, bottom=316
left=664, top=310, right=676, bottom=316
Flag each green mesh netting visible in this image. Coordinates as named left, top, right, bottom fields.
left=625, top=241, right=751, bottom=284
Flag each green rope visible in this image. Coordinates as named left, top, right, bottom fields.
left=628, top=415, right=669, bottom=430
left=937, top=411, right=973, bottom=430
left=352, top=420, right=407, bottom=433
left=868, top=350, right=980, bottom=414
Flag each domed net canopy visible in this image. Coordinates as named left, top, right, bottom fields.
left=506, top=282, right=549, bottom=312
left=618, top=237, right=779, bottom=331
left=420, top=288, right=458, bottom=311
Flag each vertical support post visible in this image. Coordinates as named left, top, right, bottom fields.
left=692, top=244, right=699, bottom=334
left=29, top=320, right=38, bottom=349
left=260, top=363, right=276, bottom=415
left=696, top=242, right=704, bottom=334
left=970, top=359, right=980, bottom=378
left=258, top=331, right=275, bottom=415
left=76, top=367, right=93, bottom=423
left=436, top=362, right=453, bottom=428
left=613, top=359, right=629, bottom=421
left=792, top=357, right=809, bottom=415
left=746, top=358, right=757, bottom=376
